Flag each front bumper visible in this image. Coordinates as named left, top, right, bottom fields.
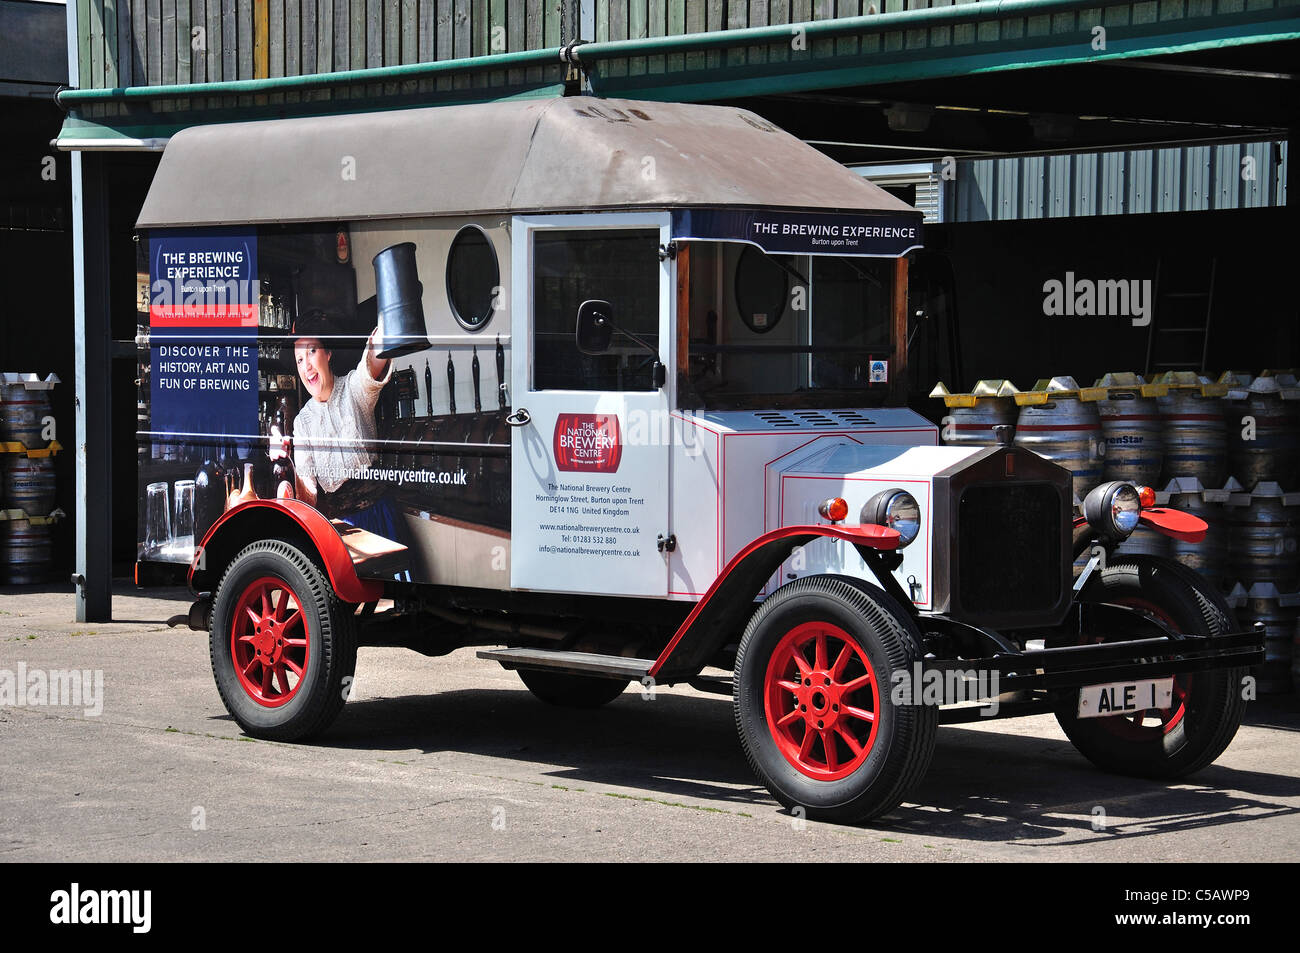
left=924, top=623, right=1265, bottom=695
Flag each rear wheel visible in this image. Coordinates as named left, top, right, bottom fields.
left=210, top=539, right=357, bottom=741
left=734, top=575, right=936, bottom=824
left=1054, top=556, right=1247, bottom=778
left=518, top=669, right=630, bottom=708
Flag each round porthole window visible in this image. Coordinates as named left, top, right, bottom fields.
left=734, top=246, right=789, bottom=334
left=446, top=225, right=499, bottom=332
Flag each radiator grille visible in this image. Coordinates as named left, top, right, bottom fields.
left=958, top=483, right=1063, bottom=614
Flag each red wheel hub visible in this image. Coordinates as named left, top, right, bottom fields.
left=1095, top=597, right=1191, bottom=740
left=764, top=622, right=880, bottom=781
left=230, top=576, right=309, bottom=708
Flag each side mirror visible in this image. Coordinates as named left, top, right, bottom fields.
left=575, top=299, right=614, bottom=355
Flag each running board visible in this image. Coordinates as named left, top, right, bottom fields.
left=477, top=648, right=654, bottom=680
left=688, top=674, right=733, bottom=696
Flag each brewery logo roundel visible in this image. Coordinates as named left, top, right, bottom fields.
left=553, top=414, right=622, bottom=473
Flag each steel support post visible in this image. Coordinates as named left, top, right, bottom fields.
left=70, top=150, right=113, bottom=622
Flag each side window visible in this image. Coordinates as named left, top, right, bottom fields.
left=532, top=228, right=660, bottom=391
left=734, top=245, right=790, bottom=334
left=809, top=256, right=892, bottom=388
left=446, top=224, right=499, bottom=332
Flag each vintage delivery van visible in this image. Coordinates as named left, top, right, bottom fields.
left=135, top=97, right=1263, bottom=822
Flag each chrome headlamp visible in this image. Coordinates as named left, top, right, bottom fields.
left=862, top=488, right=921, bottom=548
left=1082, top=481, right=1142, bottom=541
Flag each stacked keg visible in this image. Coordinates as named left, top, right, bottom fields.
left=1096, top=373, right=1170, bottom=563
left=1097, top=372, right=1166, bottom=487
left=1225, top=481, right=1300, bottom=693
left=1012, top=376, right=1106, bottom=507
left=1224, top=372, right=1300, bottom=493
left=1114, top=522, right=1171, bottom=560
left=928, top=367, right=1300, bottom=694
left=2, top=455, right=57, bottom=518
left=930, top=379, right=1019, bottom=448
left=1226, top=580, right=1300, bottom=697
left=1219, top=371, right=1300, bottom=693
left=1, top=373, right=55, bottom=451
left=1159, top=476, right=1238, bottom=595
left=1153, top=371, right=1230, bottom=489
left=0, top=372, right=62, bottom=585
left=1226, top=483, right=1300, bottom=591
left=1150, top=373, right=1240, bottom=594
left=0, top=517, right=56, bottom=585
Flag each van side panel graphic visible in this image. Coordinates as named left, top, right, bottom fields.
left=136, top=219, right=513, bottom=589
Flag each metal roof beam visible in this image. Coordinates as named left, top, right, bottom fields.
left=53, top=0, right=1300, bottom=151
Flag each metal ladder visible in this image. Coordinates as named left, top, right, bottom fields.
left=1144, top=257, right=1217, bottom=376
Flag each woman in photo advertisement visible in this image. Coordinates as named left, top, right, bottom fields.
left=279, top=315, right=411, bottom=567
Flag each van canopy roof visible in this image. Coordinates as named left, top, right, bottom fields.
left=135, top=97, right=919, bottom=228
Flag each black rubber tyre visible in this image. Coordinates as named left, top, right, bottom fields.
left=734, top=575, right=937, bottom=824
left=518, top=669, right=630, bottom=708
left=209, top=539, right=357, bottom=741
left=1054, top=556, right=1248, bottom=779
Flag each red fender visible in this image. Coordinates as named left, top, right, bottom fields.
left=649, top=523, right=901, bottom=682
left=1138, top=507, right=1208, bottom=543
left=1072, top=506, right=1208, bottom=544
left=189, top=499, right=385, bottom=604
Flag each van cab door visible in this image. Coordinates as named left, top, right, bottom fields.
left=509, top=212, right=673, bottom=597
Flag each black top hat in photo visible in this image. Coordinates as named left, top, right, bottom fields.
left=373, top=242, right=432, bottom=359
left=289, top=312, right=345, bottom=351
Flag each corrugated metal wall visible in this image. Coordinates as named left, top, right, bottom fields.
left=76, top=0, right=1300, bottom=90
left=590, top=0, right=976, bottom=43
left=953, top=141, right=1289, bottom=222
left=79, top=0, right=983, bottom=88
left=75, top=0, right=571, bottom=87
left=851, top=162, right=943, bottom=221
left=79, top=0, right=1032, bottom=89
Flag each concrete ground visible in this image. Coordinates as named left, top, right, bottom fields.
left=1, top=582, right=1296, bottom=862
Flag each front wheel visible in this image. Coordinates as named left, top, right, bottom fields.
left=1054, top=556, right=1247, bottom=778
left=209, top=539, right=357, bottom=741
left=734, top=575, right=936, bottom=824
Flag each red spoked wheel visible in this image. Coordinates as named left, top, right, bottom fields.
left=764, top=621, right=880, bottom=781
left=735, top=575, right=936, bottom=824
left=210, top=539, right=357, bottom=741
left=230, top=575, right=310, bottom=708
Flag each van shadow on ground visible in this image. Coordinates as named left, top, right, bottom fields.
left=892, top=719, right=1300, bottom=845
left=211, top=688, right=1300, bottom=843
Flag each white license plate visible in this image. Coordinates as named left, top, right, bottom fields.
left=1077, top=678, right=1174, bottom=719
